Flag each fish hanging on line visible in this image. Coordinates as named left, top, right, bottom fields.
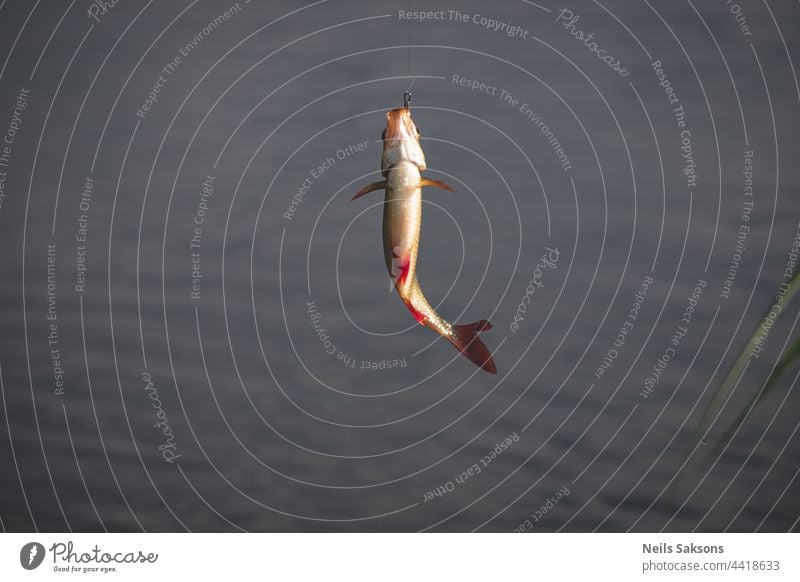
left=350, top=93, right=497, bottom=374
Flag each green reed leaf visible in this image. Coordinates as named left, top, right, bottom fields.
left=691, top=268, right=800, bottom=451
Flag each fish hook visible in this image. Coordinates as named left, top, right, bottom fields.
left=403, top=91, right=412, bottom=109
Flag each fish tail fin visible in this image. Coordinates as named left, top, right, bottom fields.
left=448, top=320, right=497, bottom=374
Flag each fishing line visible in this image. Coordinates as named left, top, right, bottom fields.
left=406, top=0, right=412, bottom=77
left=405, top=0, right=415, bottom=105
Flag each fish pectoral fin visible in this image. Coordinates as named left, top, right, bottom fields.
left=420, top=177, right=456, bottom=192
left=350, top=180, right=387, bottom=201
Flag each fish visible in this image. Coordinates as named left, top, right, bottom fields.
left=351, top=106, right=497, bottom=374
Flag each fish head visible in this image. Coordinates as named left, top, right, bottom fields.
left=381, top=108, right=426, bottom=173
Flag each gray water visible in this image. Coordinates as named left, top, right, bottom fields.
left=0, top=0, right=799, bottom=532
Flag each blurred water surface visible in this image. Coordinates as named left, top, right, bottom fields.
left=0, top=0, right=799, bottom=531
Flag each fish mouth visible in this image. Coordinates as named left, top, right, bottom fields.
left=384, top=108, right=417, bottom=144
left=381, top=107, right=425, bottom=172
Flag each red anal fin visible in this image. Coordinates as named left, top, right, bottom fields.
left=448, top=320, right=496, bottom=374
left=350, top=180, right=387, bottom=201
left=400, top=294, right=427, bottom=325
left=395, top=261, right=410, bottom=286
left=406, top=302, right=427, bottom=325
left=420, top=177, right=455, bottom=192
left=389, top=245, right=411, bottom=287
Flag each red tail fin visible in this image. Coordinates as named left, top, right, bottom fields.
left=448, top=320, right=497, bottom=374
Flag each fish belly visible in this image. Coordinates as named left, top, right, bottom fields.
left=382, top=161, right=421, bottom=288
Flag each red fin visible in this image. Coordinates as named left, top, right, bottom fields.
left=420, top=177, right=455, bottom=192
left=406, top=302, right=427, bottom=325
left=390, top=247, right=410, bottom=287
left=395, top=261, right=410, bottom=286
left=350, top=180, right=387, bottom=201
left=448, top=320, right=496, bottom=374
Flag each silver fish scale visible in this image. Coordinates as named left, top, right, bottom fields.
left=382, top=161, right=455, bottom=339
